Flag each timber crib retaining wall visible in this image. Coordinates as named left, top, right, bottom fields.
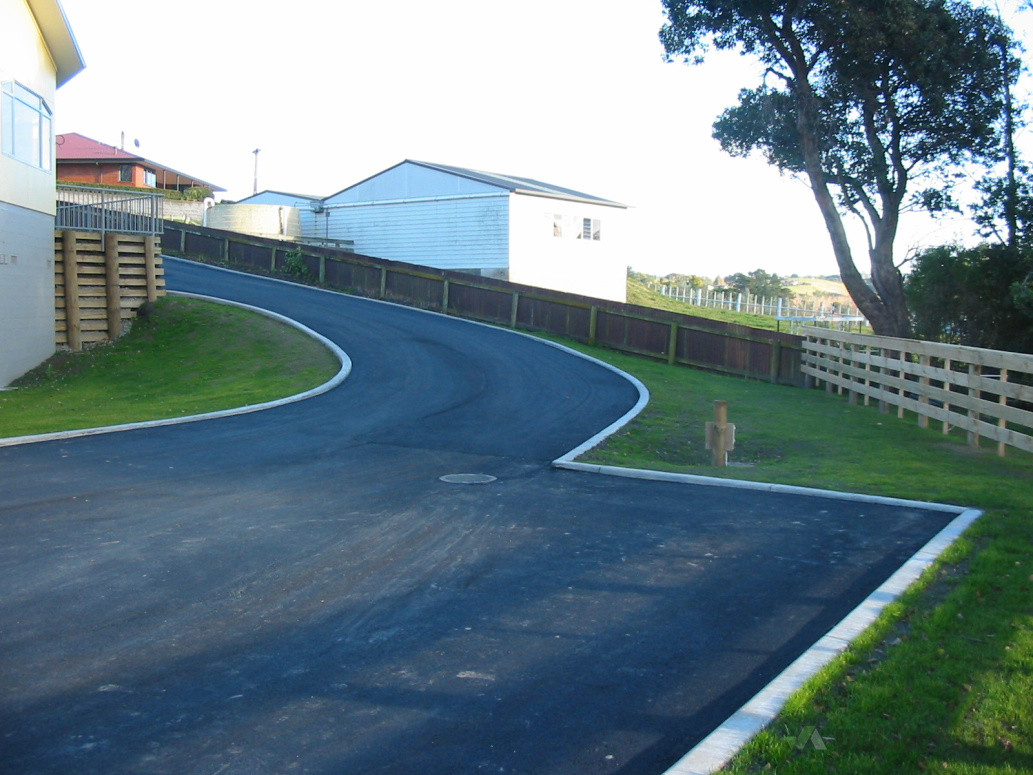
left=162, top=221, right=805, bottom=385
left=56, top=230, right=165, bottom=350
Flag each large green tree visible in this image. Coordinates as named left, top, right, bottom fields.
left=724, top=268, right=791, bottom=298
left=660, top=0, right=1017, bottom=336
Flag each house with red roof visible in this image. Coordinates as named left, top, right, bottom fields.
left=56, top=132, right=223, bottom=194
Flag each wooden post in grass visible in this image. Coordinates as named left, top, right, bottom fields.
left=104, top=232, right=122, bottom=340
left=61, top=231, right=82, bottom=351
left=706, top=400, right=735, bottom=467
left=144, top=235, right=158, bottom=302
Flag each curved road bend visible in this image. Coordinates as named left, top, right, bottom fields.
left=1, top=259, right=952, bottom=774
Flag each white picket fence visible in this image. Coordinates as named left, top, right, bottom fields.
left=650, top=284, right=866, bottom=332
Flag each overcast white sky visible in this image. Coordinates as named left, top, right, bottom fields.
left=54, top=0, right=1032, bottom=279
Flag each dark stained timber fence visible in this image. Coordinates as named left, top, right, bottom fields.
left=162, top=221, right=804, bottom=385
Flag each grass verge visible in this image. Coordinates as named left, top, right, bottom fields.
left=0, top=296, right=339, bottom=439
left=558, top=340, right=1033, bottom=774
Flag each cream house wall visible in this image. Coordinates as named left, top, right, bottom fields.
left=0, top=0, right=72, bottom=385
left=0, top=0, right=60, bottom=215
left=507, top=193, right=627, bottom=303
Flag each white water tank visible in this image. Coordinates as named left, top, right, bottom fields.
left=204, top=204, right=301, bottom=239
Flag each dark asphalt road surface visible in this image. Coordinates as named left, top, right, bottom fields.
left=0, top=260, right=952, bottom=774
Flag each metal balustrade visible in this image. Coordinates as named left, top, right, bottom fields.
left=56, top=184, right=163, bottom=236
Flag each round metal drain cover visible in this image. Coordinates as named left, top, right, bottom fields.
left=439, top=473, right=497, bottom=484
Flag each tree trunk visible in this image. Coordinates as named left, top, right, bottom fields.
left=789, top=77, right=913, bottom=337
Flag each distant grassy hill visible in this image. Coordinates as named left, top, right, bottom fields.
left=785, top=275, right=854, bottom=305
left=626, top=272, right=860, bottom=332
left=625, top=277, right=779, bottom=330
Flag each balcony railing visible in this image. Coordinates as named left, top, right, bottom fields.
left=56, top=184, right=163, bottom=236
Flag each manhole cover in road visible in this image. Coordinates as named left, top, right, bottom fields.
left=439, top=473, right=497, bottom=484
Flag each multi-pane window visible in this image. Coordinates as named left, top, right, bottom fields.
left=1, top=81, right=52, bottom=171
left=551, top=213, right=601, bottom=241
left=119, top=164, right=133, bottom=182
left=580, top=217, right=601, bottom=241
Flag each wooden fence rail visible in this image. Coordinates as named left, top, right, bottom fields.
left=55, top=230, right=165, bottom=350
left=162, top=221, right=805, bottom=385
left=802, top=326, right=1033, bottom=456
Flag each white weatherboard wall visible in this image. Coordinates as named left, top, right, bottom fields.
left=321, top=164, right=512, bottom=275
left=508, top=194, right=626, bottom=302
left=320, top=195, right=509, bottom=276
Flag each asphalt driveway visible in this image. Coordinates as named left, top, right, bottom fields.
left=0, top=259, right=956, bottom=774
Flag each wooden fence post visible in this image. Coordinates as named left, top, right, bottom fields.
left=847, top=343, right=858, bottom=404
left=706, top=401, right=735, bottom=467
left=104, top=232, right=122, bottom=340
left=968, top=363, right=981, bottom=447
left=768, top=340, right=782, bottom=384
left=442, top=278, right=450, bottom=313
left=319, top=255, right=326, bottom=284
left=588, top=306, right=598, bottom=346
left=998, top=369, right=1008, bottom=457
left=61, top=230, right=82, bottom=352
left=918, top=355, right=930, bottom=429
left=379, top=266, right=388, bottom=298
left=667, top=322, right=679, bottom=365
left=144, top=235, right=158, bottom=302
left=510, top=291, right=520, bottom=328
left=897, top=351, right=906, bottom=419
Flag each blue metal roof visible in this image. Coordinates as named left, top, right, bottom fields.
left=407, top=160, right=627, bottom=208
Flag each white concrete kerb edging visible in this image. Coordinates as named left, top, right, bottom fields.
left=661, top=505, right=981, bottom=775
left=0, top=291, right=352, bottom=449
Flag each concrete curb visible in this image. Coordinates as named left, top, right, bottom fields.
left=661, top=505, right=981, bottom=774
left=0, top=291, right=352, bottom=449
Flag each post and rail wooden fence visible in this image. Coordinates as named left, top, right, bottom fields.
left=55, top=230, right=164, bottom=350
left=161, top=221, right=805, bottom=385
left=802, top=326, right=1033, bottom=456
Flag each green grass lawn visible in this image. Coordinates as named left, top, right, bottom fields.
left=560, top=341, right=1033, bottom=774
left=0, top=296, right=339, bottom=439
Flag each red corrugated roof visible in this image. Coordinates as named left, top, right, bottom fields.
left=55, top=132, right=224, bottom=191
left=56, top=132, right=140, bottom=160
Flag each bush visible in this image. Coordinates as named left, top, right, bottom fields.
left=905, top=243, right=1033, bottom=352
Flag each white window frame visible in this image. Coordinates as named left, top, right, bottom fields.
left=1, top=81, right=52, bottom=171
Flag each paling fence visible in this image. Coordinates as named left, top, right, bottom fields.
left=802, top=326, right=1033, bottom=456
left=162, top=221, right=805, bottom=385
left=651, top=284, right=866, bottom=332
left=55, top=230, right=165, bottom=350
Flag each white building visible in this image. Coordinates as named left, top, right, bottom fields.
left=0, top=0, right=84, bottom=385
left=243, top=161, right=628, bottom=302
